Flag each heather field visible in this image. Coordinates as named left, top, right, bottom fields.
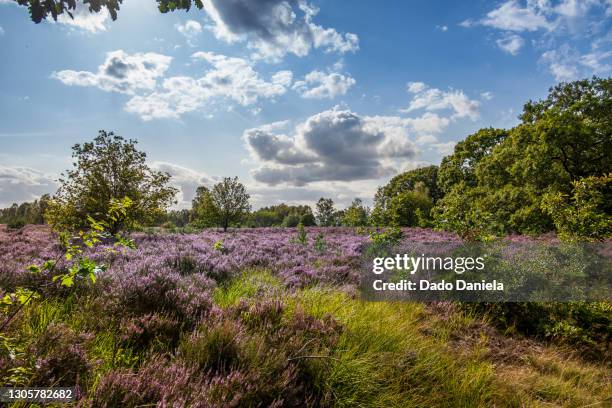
left=0, top=225, right=610, bottom=407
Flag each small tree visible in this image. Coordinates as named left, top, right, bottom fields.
left=315, top=198, right=336, bottom=227
left=191, top=186, right=220, bottom=228
left=211, top=177, right=251, bottom=232
left=45, top=131, right=177, bottom=233
left=342, top=198, right=369, bottom=227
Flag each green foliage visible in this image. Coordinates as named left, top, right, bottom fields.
left=282, top=213, right=301, bottom=227
left=438, top=128, right=508, bottom=194
left=0, top=194, right=50, bottom=228
left=315, top=197, right=336, bottom=226
left=1, top=197, right=135, bottom=334
left=296, top=223, right=307, bottom=245
left=541, top=174, right=612, bottom=241
left=14, top=0, right=209, bottom=24
left=45, top=130, right=177, bottom=234
left=314, top=233, right=327, bottom=253
left=14, top=0, right=124, bottom=23
left=212, top=239, right=225, bottom=253
left=372, top=167, right=438, bottom=227
left=431, top=77, right=611, bottom=237
left=248, top=204, right=316, bottom=228
left=369, top=227, right=403, bottom=247
left=341, top=198, right=369, bottom=227
left=191, top=177, right=251, bottom=231
left=190, top=186, right=220, bottom=228
left=464, top=302, right=611, bottom=360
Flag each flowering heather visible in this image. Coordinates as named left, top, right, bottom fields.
left=0, top=226, right=459, bottom=294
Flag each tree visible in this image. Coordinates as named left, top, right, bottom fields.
left=315, top=198, right=336, bottom=227
left=210, top=177, right=251, bottom=232
left=45, top=130, right=177, bottom=233
left=12, top=0, right=204, bottom=24
left=0, top=194, right=51, bottom=228
left=247, top=204, right=315, bottom=227
left=371, top=166, right=439, bottom=226
left=191, top=186, right=220, bottom=228
left=342, top=198, right=369, bottom=227
left=432, top=77, right=611, bottom=237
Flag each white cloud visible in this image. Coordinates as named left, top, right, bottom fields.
left=177, top=19, right=203, bottom=37
left=462, top=0, right=612, bottom=79
left=56, top=2, right=110, bottom=33
left=244, top=107, right=418, bottom=186
left=541, top=45, right=612, bottom=80
left=496, top=33, right=525, bottom=55
left=403, top=81, right=481, bottom=120
left=481, top=0, right=553, bottom=32
left=0, top=166, right=57, bottom=207
left=52, top=50, right=172, bottom=94
left=293, top=70, right=355, bottom=99
left=200, top=0, right=359, bottom=60
left=176, top=20, right=203, bottom=46
left=0, top=25, right=4, bottom=35
left=125, top=52, right=293, bottom=120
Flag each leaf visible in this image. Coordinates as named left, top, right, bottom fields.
left=61, top=275, right=74, bottom=287
left=27, top=265, right=40, bottom=274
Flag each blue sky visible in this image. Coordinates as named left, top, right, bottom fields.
left=0, top=0, right=610, bottom=209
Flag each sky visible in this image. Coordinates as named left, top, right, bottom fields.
left=0, top=0, right=611, bottom=209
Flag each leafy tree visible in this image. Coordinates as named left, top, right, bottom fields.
left=433, top=77, right=611, bottom=237
left=371, top=166, right=440, bottom=227
left=247, top=204, right=315, bottom=227
left=342, top=198, right=369, bottom=227
left=164, top=209, right=191, bottom=228
left=45, top=130, right=177, bottom=234
left=190, top=186, right=220, bottom=228
left=541, top=174, right=612, bottom=241
left=282, top=214, right=301, bottom=228
left=315, top=198, right=336, bottom=227
left=437, top=128, right=508, bottom=194
left=386, top=183, right=433, bottom=227
left=248, top=209, right=281, bottom=228
left=0, top=194, right=51, bottom=228
left=210, top=177, right=251, bottom=232
left=300, top=212, right=316, bottom=227
left=12, top=0, right=205, bottom=24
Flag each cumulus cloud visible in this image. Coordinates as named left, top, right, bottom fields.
left=200, top=0, right=359, bottom=60
left=151, top=161, right=216, bottom=208
left=125, top=52, right=293, bottom=120
left=403, top=82, right=481, bottom=120
left=52, top=50, right=172, bottom=95
left=496, top=33, right=525, bottom=55
left=0, top=166, right=57, bottom=207
left=292, top=70, right=355, bottom=99
left=244, top=107, right=418, bottom=186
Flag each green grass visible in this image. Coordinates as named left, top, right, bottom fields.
left=215, top=270, right=612, bottom=407
left=4, top=269, right=610, bottom=407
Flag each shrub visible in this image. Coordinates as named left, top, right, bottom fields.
left=30, top=323, right=93, bottom=387
left=541, top=174, right=612, bottom=241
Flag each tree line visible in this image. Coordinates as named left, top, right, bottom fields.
left=1, top=77, right=610, bottom=239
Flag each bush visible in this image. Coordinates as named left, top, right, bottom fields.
left=542, top=174, right=612, bottom=241
left=463, top=302, right=611, bottom=360
left=282, top=214, right=301, bottom=228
